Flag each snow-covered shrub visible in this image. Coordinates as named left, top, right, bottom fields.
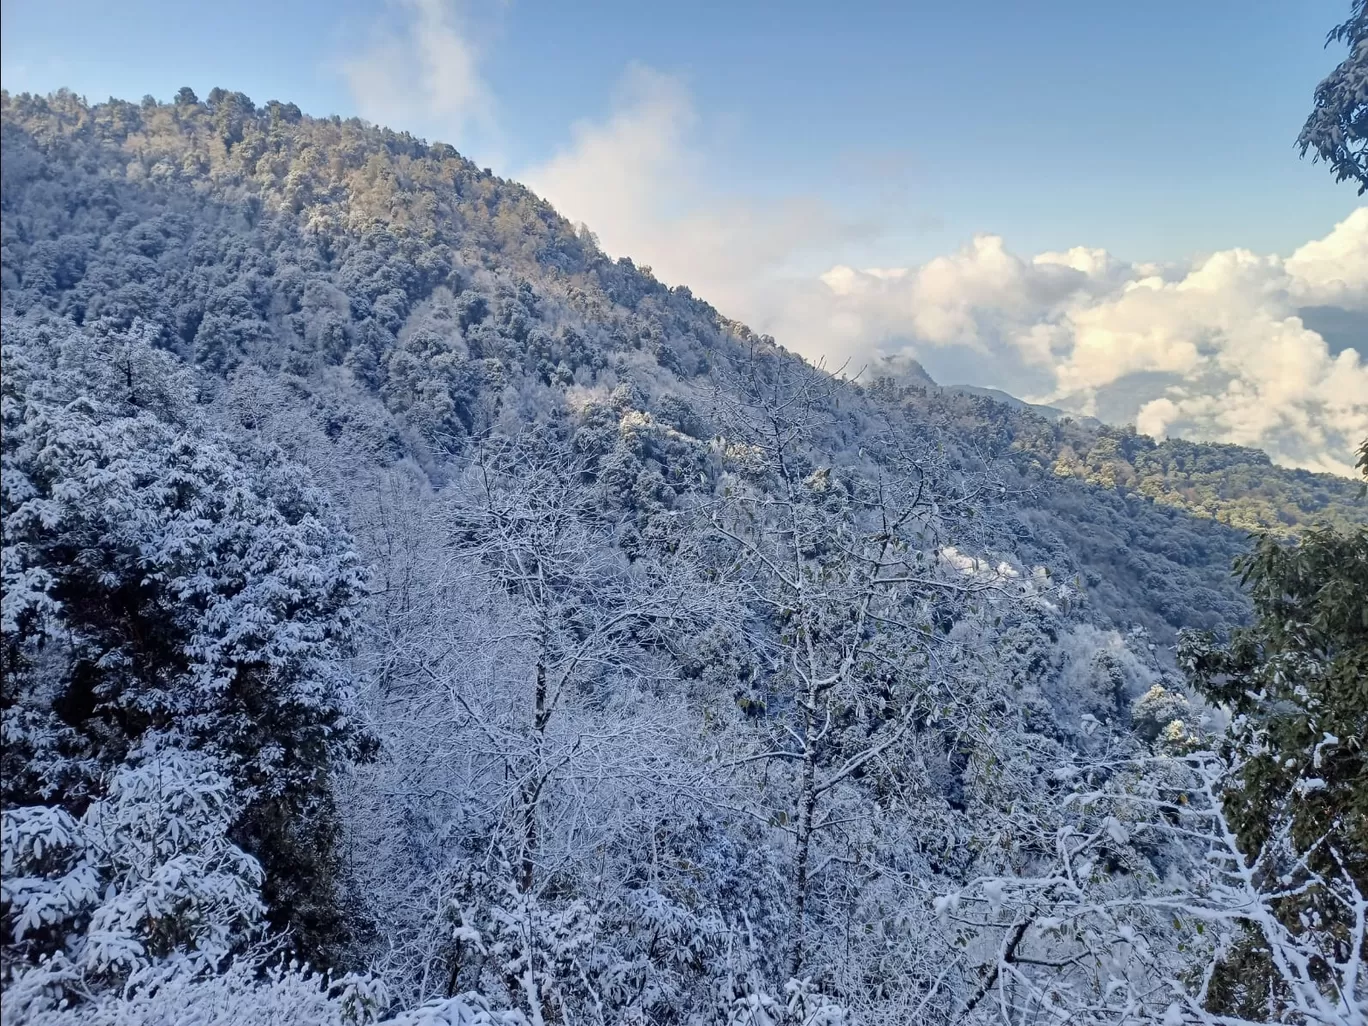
left=2, top=750, right=262, bottom=1017
left=1131, top=682, right=1193, bottom=742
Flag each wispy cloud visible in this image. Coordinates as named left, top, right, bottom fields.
left=339, top=0, right=497, bottom=152
left=522, top=64, right=872, bottom=324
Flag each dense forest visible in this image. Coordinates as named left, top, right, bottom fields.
left=3, top=87, right=1361, bottom=644
left=2, top=79, right=1365, bottom=1026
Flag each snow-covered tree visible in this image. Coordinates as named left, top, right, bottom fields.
left=933, top=747, right=1364, bottom=1025
left=2, top=748, right=520, bottom=1026
left=339, top=429, right=747, bottom=1022
left=442, top=432, right=708, bottom=895
left=704, top=352, right=1014, bottom=992
left=2, top=321, right=369, bottom=957
left=3, top=749, right=263, bottom=1017
left=1178, top=512, right=1368, bottom=1022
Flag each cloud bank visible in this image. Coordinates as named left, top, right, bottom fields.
left=789, top=210, right=1368, bottom=476
left=337, top=5, right=1367, bottom=476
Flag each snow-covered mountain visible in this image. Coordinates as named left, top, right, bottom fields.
left=3, top=88, right=1364, bottom=1025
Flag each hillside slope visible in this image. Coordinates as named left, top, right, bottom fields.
left=2, top=88, right=1363, bottom=644
left=5, top=86, right=1368, bottom=1025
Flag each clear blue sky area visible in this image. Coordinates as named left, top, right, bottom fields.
left=1, top=0, right=1360, bottom=264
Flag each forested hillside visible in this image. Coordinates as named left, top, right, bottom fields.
left=2, top=88, right=1364, bottom=1025
left=5, top=88, right=1361, bottom=642
left=935, top=382, right=1363, bottom=536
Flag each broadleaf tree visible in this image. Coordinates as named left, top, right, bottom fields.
left=1299, top=0, right=1368, bottom=192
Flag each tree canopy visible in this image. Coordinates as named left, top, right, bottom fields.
left=1299, top=0, right=1368, bottom=192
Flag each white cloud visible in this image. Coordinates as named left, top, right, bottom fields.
left=1286, top=208, right=1368, bottom=309
left=794, top=208, right=1368, bottom=476
left=339, top=0, right=496, bottom=151
left=522, top=65, right=867, bottom=329
left=523, top=65, right=699, bottom=264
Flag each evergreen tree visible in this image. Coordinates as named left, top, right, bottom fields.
left=1179, top=440, right=1368, bottom=1019
left=1, top=323, right=370, bottom=960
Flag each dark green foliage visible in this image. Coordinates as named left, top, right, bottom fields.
left=1180, top=446, right=1368, bottom=1019
left=1299, top=0, right=1368, bottom=193
left=1182, top=520, right=1368, bottom=881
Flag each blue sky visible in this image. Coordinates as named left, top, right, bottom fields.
left=1, top=0, right=1357, bottom=262
left=3, top=0, right=1366, bottom=472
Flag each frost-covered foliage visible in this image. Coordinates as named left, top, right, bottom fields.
left=12, top=963, right=388, bottom=1026
left=1131, top=682, right=1194, bottom=742
left=1, top=320, right=369, bottom=955
left=937, top=748, right=1367, bottom=1025
left=339, top=432, right=760, bottom=1022
left=2, top=750, right=263, bottom=1018
left=2, top=87, right=1364, bottom=1025
left=0, top=749, right=514, bottom=1026
left=11, top=959, right=520, bottom=1026
left=1, top=322, right=367, bottom=795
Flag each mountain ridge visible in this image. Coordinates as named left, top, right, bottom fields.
left=4, top=84, right=1368, bottom=1024
left=2, top=86, right=1364, bottom=649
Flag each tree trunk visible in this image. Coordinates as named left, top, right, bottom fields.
left=520, top=659, right=548, bottom=893
left=789, top=698, right=819, bottom=979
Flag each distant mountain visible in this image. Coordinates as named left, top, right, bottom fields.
left=945, top=383, right=1103, bottom=428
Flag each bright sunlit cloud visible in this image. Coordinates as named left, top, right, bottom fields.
left=787, top=211, right=1368, bottom=476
